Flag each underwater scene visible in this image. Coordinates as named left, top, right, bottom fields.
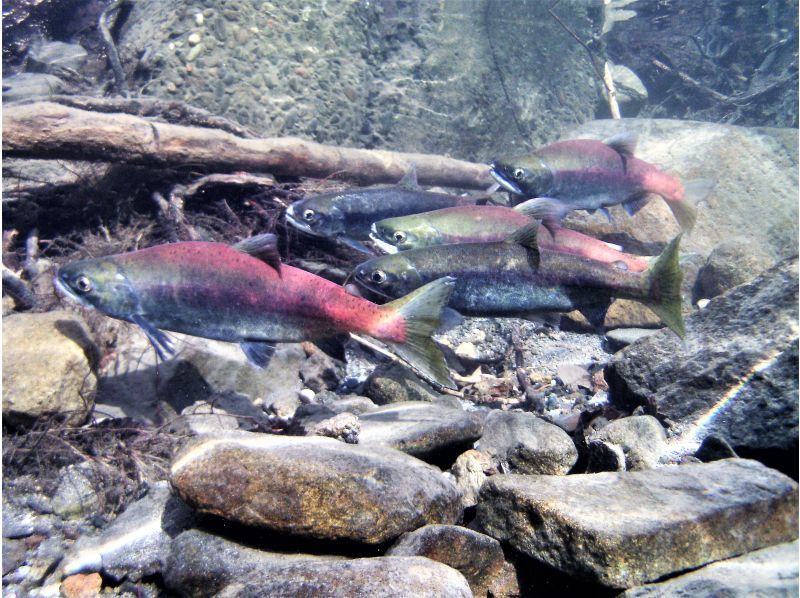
left=2, top=0, right=798, bottom=596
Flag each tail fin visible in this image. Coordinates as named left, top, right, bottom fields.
left=382, top=277, right=456, bottom=389
left=666, top=179, right=714, bottom=232
left=643, top=235, right=685, bottom=338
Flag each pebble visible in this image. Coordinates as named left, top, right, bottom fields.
left=298, top=388, right=316, bottom=404
left=187, top=33, right=202, bottom=46
left=185, top=44, right=203, bottom=62
left=194, top=13, right=204, bottom=26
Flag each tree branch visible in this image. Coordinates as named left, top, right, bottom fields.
left=3, top=102, right=493, bottom=189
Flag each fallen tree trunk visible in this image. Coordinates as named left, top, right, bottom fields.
left=3, top=101, right=493, bottom=189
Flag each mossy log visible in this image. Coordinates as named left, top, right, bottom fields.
left=3, top=101, right=493, bottom=189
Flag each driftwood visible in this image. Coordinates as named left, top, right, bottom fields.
left=3, top=101, right=493, bottom=189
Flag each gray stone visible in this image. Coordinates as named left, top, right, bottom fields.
left=51, top=464, right=100, bottom=519
left=299, top=350, right=344, bottom=393
left=622, top=541, right=799, bottom=597
left=3, top=538, right=28, bottom=576
left=449, top=449, right=496, bottom=510
left=605, top=328, right=659, bottom=351
left=590, top=416, right=667, bottom=471
left=2, top=73, right=65, bottom=103
left=477, top=410, right=578, bottom=475
left=387, top=524, right=507, bottom=597
left=564, top=120, right=798, bottom=262
left=164, top=529, right=472, bottom=598
left=477, top=459, right=799, bottom=588
left=694, top=238, right=774, bottom=300
left=170, top=432, right=461, bottom=544
left=28, top=41, right=88, bottom=73
left=609, top=63, right=648, bottom=113
left=586, top=439, right=626, bottom=473
left=607, top=258, right=799, bottom=474
left=62, top=482, right=195, bottom=581
left=3, top=501, right=36, bottom=538
left=358, top=401, right=483, bottom=461
left=3, top=310, right=97, bottom=426
left=321, top=394, right=377, bottom=415
left=309, top=412, right=360, bottom=443
left=365, top=362, right=440, bottom=405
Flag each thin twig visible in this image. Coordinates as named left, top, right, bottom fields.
left=2, top=265, right=36, bottom=310
left=99, top=0, right=130, bottom=97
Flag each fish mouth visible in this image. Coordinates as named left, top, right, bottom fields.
left=285, top=204, right=318, bottom=235
left=53, top=274, right=92, bottom=308
left=368, top=224, right=398, bottom=254
left=489, top=164, right=523, bottom=195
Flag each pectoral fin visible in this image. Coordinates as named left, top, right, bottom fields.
left=131, top=314, right=174, bottom=361
left=623, top=193, right=652, bottom=216
left=339, top=237, right=374, bottom=254
left=240, top=341, right=276, bottom=368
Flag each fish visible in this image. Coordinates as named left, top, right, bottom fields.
left=369, top=204, right=650, bottom=272
left=490, top=133, right=714, bottom=232
left=353, top=224, right=685, bottom=337
left=285, top=165, right=481, bottom=253
left=54, top=234, right=457, bottom=389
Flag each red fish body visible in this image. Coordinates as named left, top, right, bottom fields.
left=55, top=235, right=455, bottom=387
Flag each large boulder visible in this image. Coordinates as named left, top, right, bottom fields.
left=118, top=0, right=598, bottom=160
left=3, top=310, right=97, bottom=425
left=170, top=432, right=461, bottom=544
left=563, top=119, right=797, bottom=262
left=477, top=459, right=798, bottom=588
left=606, top=257, right=799, bottom=475
left=621, top=541, right=799, bottom=597
left=165, top=529, right=472, bottom=598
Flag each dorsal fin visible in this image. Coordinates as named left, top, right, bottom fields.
left=397, top=163, right=419, bottom=189
left=505, top=222, right=540, bottom=269
left=603, top=133, right=637, bottom=160
left=234, top=233, right=282, bottom=273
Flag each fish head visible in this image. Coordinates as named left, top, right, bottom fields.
left=370, top=216, right=440, bottom=253
left=55, top=258, right=139, bottom=319
left=352, top=254, right=423, bottom=298
left=285, top=195, right=346, bottom=238
left=490, top=156, right=553, bottom=197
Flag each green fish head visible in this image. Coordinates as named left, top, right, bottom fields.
left=490, top=156, right=553, bottom=197
left=370, top=216, right=441, bottom=253
left=285, top=195, right=347, bottom=238
left=353, top=253, right=423, bottom=298
left=55, top=258, right=139, bottom=319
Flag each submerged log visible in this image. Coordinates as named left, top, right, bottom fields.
left=3, top=101, right=493, bottom=189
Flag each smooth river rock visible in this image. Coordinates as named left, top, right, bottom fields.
left=477, top=410, right=578, bottom=475
left=3, top=310, right=97, bottom=425
left=588, top=415, right=666, bottom=471
left=170, top=432, right=461, bottom=544
left=477, top=459, right=798, bottom=588
left=622, top=541, right=799, bottom=597
left=165, top=529, right=472, bottom=598
left=358, top=401, right=483, bottom=461
left=606, top=257, right=799, bottom=474
left=387, top=524, right=510, bottom=597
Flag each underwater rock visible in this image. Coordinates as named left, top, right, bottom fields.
left=588, top=415, right=666, bottom=471
left=358, top=401, right=483, bottom=462
left=564, top=120, right=798, bottom=261
left=318, top=393, right=377, bottom=415
left=365, top=362, right=441, bottom=405
left=170, top=432, right=461, bottom=544
left=585, top=439, right=626, bottom=473
left=621, top=541, right=799, bottom=597
left=449, top=449, right=496, bottom=510
left=386, top=524, right=508, bottom=597
left=61, top=482, right=195, bottom=582
left=2, top=310, right=97, bottom=426
left=694, top=238, right=774, bottom=301
left=477, top=459, right=798, bottom=588
left=299, top=349, right=344, bottom=393
left=607, top=257, right=799, bottom=474
left=604, top=328, right=658, bottom=351
left=59, top=572, right=103, bottom=598
left=608, top=63, right=648, bottom=115
left=27, top=41, right=87, bottom=73
left=289, top=405, right=360, bottom=443
left=164, top=529, right=472, bottom=598
left=477, top=411, right=577, bottom=476
left=2, top=73, right=64, bottom=103
left=50, top=463, right=100, bottom=520
left=603, top=299, right=662, bottom=330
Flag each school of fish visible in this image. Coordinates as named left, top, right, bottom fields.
left=56, top=134, right=711, bottom=389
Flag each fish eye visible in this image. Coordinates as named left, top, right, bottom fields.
left=370, top=270, right=387, bottom=284
left=393, top=231, right=406, bottom=243
left=74, top=275, right=92, bottom=293
left=513, top=168, right=525, bottom=180
left=303, top=209, right=315, bottom=221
